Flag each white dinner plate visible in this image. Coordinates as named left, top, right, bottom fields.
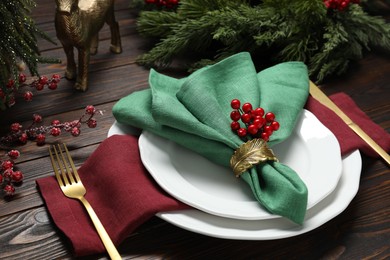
left=137, top=110, right=342, bottom=220
left=108, top=110, right=342, bottom=220
left=157, top=150, right=361, bottom=240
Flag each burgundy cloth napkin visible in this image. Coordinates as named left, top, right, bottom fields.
left=305, top=93, right=390, bottom=156
left=36, top=92, right=390, bottom=257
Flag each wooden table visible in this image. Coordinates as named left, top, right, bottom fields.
left=1, top=1, right=389, bottom=259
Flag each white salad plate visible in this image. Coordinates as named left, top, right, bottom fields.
left=108, top=110, right=343, bottom=220
left=157, top=150, right=361, bottom=240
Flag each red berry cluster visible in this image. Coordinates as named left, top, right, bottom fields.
left=1, top=149, right=23, bottom=197
left=144, top=0, right=179, bottom=8
left=323, top=0, right=360, bottom=11
left=230, top=99, right=280, bottom=142
left=0, top=73, right=60, bottom=108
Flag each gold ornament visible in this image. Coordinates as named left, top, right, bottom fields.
left=55, top=0, right=122, bottom=91
left=230, top=138, right=278, bottom=177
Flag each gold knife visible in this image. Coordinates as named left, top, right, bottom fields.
left=309, top=81, right=390, bottom=166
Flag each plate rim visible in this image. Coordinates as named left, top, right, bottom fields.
left=156, top=150, right=361, bottom=240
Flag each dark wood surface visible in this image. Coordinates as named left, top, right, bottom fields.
left=1, top=1, right=389, bottom=259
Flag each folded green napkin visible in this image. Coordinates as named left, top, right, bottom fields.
left=113, top=52, right=309, bottom=224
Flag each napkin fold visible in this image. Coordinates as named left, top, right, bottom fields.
left=113, top=52, right=310, bottom=225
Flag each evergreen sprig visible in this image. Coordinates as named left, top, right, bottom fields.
left=136, top=0, right=390, bottom=83
left=0, top=0, right=59, bottom=110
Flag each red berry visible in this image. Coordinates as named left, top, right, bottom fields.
left=39, top=76, right=48, bottom=85
left=3, top=184, right=15, bottom=196
left=11, top=171, right=24, bottom=182
left=242, top=103, right=253, bottom=113
left=48, top=82, right=57, bottom=90
left=261, top=132, right=270, bottom=141
left=237, top=128, right=247, bottom=137
left=51, top=74, right=61, bottom=83
left=253, top=118, right=266, bottom=128
left=265, top=112, right=275, bottom=122
left=87, top=118, right=97, bottom=128
left=271, top=121, right=280, bottom=131
left=264, top=125, right=273, bottom=135
left=230, top=111, right=241, bottom=121
left=19, top=133, right=28, bottom=144
left=252, top=107, right=265, bottom=117
left=85, top=105, right=96, bottom=115
left=2, top=160, right=14, bottom=170
left=231, top=121, right=240, bottom=131
left=0, top=89, right=4, bottom=98
left=230, top=99, right=241, bottom=109
left=19, top=73, right=27, bottom=83
left=50, top=127, right=61, bottom=136
left=51, top=119, right=61, bottom=126
left=32, top=114, right=43, bottom=123
left=0, top=174, right=2, bottom=184
left=36, top=133, right=46, bottom=145
left=3, top=169, right=13, bottom=179
left=23, top=91, right=33, bottom=101
left=247, top=124, right=258, bottom=135
left=10, top=123, right=22, bottom=132
left=71, top=127, right=80, bottom=137
left=241, top=113, right=252, bottom=123
left=7, top=79, right=15, bottom=89
left=8, top=150, right=20, bottom=160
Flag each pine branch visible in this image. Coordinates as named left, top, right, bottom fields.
left=135, top=0, right=390, bottom=82
left=0, top=0, right=59, bottom=95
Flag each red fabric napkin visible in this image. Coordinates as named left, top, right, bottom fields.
left=305, top=93, right=390, bottom=157
left=36, top=92, right=390, bottom=257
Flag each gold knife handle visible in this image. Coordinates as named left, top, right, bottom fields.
left=309, top=81, right=390, bottom=166
left=348, top=123, right=390, bottom=165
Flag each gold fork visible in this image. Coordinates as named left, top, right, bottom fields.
left=49, top=143, right=122, bottom=260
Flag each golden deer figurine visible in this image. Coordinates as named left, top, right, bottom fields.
left=55, top=0, right=122, bottom=91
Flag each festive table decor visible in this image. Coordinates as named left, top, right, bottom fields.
left=55, top=0, right=122, bottom=92
left=229, top=99, right=279, bottom=177
left=135, top=0, right=390, bottom=83
left=113, top=52, right=309, bottom=224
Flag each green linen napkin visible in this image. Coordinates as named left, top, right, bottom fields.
left=113, top=52, right=309, bottom=224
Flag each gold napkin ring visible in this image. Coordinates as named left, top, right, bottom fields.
left=230, top=138, right=278, bottom=177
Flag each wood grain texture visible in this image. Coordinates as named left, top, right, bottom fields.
left=0, top=0, right=389, bottom=259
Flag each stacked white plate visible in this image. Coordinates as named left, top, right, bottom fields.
left=108, top=110, right=362, bottom=240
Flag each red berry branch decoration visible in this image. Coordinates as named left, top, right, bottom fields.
left=0, top=105, right=102, bottom=198
left=230, top=99, right=279, bottom=142
left=0, top=73, right=60, bottom=109
left=0, top=150, right=23, bottom=197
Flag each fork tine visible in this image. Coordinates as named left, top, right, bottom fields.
left=57, top=143, right=76, bottom=184
left=63, top=144, right=81, bottom=182
left=49, top=145, right=65, bottom=187
left=63, top=143, right=82, bottom=183
left=53, top=144, right=71, bottom=185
